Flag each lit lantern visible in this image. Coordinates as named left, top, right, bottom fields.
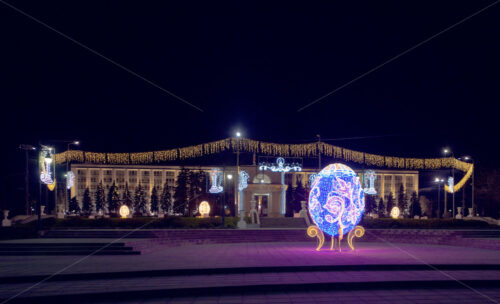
left=119, top=205, right=130, bottom=218
left=390, top=206, right=400, bottom=219
left=199, top=201, right=210, bottom=217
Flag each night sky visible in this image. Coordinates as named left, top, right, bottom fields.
left=1, top=1, right=499, bottom=207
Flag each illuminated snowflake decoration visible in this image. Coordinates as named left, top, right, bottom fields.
left=39, top=147, right=55, bottom=185
left=308, top=163, right=365, bottom=237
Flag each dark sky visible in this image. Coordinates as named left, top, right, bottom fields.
left=2, top=1, right=499, bottom=170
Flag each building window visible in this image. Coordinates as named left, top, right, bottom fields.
left=129, top=171, right=137, bottom=176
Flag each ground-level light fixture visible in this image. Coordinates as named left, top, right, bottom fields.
left=119, top=205, right=130, bottom=218
left=199, top=201, right=210, bottom=217
left=390, top=206, right=400, bottom=219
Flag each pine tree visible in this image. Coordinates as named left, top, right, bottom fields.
left=386, top=192, right=395, bottom=215
left=378, top=198, right=385, bottom=217
left=150, top=185, right=159, bottom=214
left=82, top=188, right=93, bottom=215
left=410, top=192, right=422, bottom=217
left=68, top=197, right=80, bottom=214
left=160, top=182, right=172, bottom=214
left=397, top=184, right=408, bottom=216
left=187, top=170, right=204, bottom=216
left=95, top=181, right=106, bottom=214
left=365, top=195, right=377, bottom=215
left=122, top=183, right=133, bottom=208
left=134, top=183, right=147, bottom=215
left=293, top=176, right=306, bottom=213
left=174, top=168, right=189, bottom=215
left=107, top=182, right=121, bottom=214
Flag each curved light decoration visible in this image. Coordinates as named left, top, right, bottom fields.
left=363, top=170, right=377, bottom=195
left=66, top=171, right=75, bottom=190
left=307, top=163, right=365, bottom=251
left=209, top=169, right=223, bottom=194
left=238, top=170, right=249, bottom=191
left=445, top=164, right=473, bottom=193
left=119, top=205, right=130, bottom=218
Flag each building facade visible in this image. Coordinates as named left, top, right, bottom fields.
left=70, top=163, right=418, bottom=217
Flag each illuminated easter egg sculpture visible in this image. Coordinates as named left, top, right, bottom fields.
left=307, top=163, right=365, bottom=251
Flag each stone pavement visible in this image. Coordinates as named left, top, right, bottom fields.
left=93, top=289, right=500, bottom=304
left=0, top=241, right=499, bottom=303
left=1, top=241, right=499, bottom=277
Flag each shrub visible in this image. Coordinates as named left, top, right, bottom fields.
left=360, top=218, right=491, bottom=229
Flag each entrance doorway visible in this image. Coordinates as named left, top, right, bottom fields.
left=254, top=195, right=269, bottom=217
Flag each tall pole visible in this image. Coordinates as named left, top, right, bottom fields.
left=316, top=134, right=321, bottom=171
left=472, top=160, right=475, bottom=216
left=236, top=135, right=241, bottom=213
left=24, top=149, right=30, bottom=215
left=66, top=143, right=70, bottom=213
left=452, top=158, right=455, bottom=218
left=437, top=182, right=441, bottom=219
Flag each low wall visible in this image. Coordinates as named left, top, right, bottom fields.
left=125, top=229, right=500, bottom=252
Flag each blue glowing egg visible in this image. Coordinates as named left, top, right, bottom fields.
left=308, top=163, right=365, bottom=236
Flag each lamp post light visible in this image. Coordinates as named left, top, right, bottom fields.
left=443, top=148, right=455, bottom=218
left=65, top=141, right=79, bottom=212
left=235, top=131, right=241, bottom=213
left=19, top=144, right=37, bottom=215
left=434, top=177, right=444, bottom=218
left=459, top=155, right=475, bottom=216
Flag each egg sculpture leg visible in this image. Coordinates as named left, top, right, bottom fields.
left=347, top=225, right=365, bottom=250
left=307, top=225, right=325, bottom=251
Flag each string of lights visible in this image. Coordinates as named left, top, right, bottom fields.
left=54, top=137, right=473, bottom=174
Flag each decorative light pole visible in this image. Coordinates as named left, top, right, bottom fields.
left=443, top=148, right=455, bottom=218
left=65, top=141, right=79, bottom=212
left=434, top=177, right=444, bottom=218
left=235, top=131, right=242, bottom=213
left=259, top=157, right=302, bottom=215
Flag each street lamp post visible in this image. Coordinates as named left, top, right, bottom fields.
left=65, top=141, right=79, bottom=212
left=459, top=156, right=474, bottom=216
left=434, top=177, right=444, bottom=218
left=19, top=144, right=36, bottom=215
left=443, top=148, right=455, bottom=218
left=235, top=132, right=241, bottom=213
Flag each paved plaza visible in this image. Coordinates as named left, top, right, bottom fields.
left=0, top=240, right=499, bottom=303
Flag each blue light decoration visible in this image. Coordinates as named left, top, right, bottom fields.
left=66, top=171, right=75, bottom=190
left=363, top=170, right=377, bottom=195
left=238, top=170, right=249, bottom=191
left=209, top=169, right=223, bottom=194
left=238, top=170, right=250, bottom=212
left=308, top=174, right=317, bottom=188
left=307, top=163, right=365, bottom=251
left=447, top=176, right=454, bottom=193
